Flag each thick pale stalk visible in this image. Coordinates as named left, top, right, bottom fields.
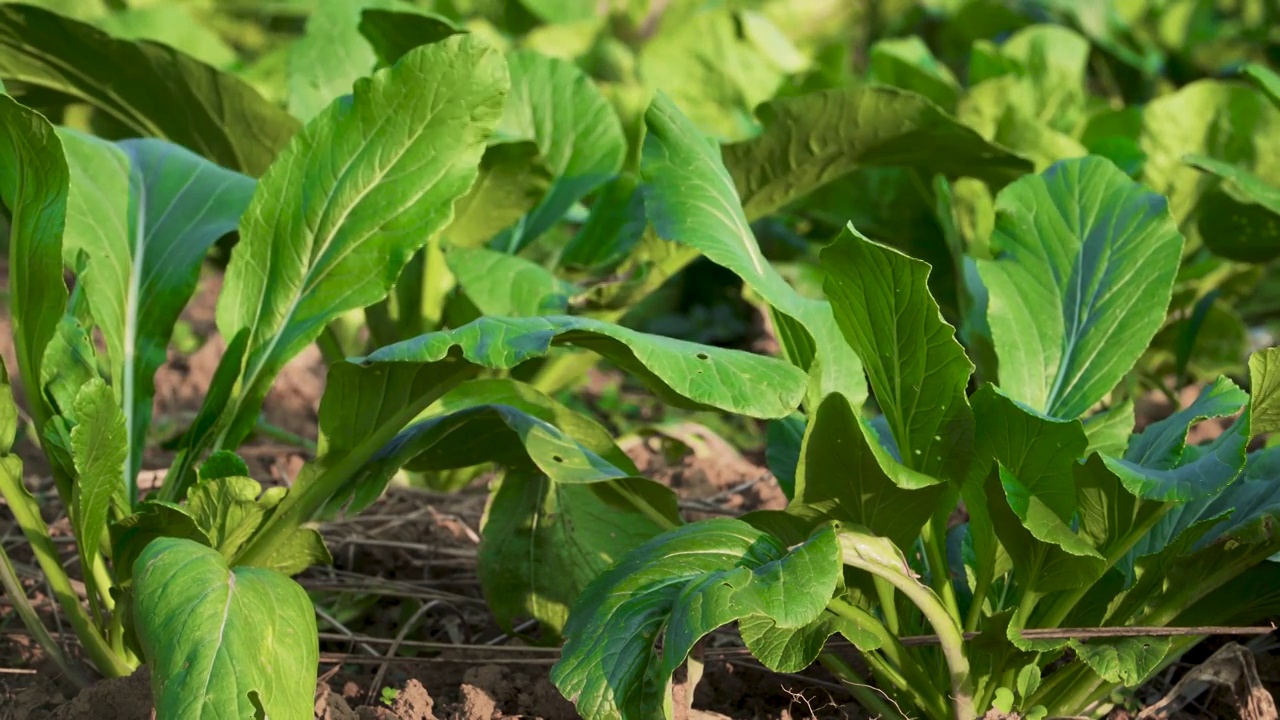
left=839, top=531, right=975, bottom=720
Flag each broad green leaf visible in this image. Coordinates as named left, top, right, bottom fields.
left=447, top=246, right=574, bottom=317
left=364, top=315, right=805, bottom=417
left=214, top=35, right=508, bottom=447
left=183, top=473, right=331, bottom=575
left=434, top=378, right=638, bottom=472
left=1131, top=445, right=1280, bottom=570
left=998, top=25, right=1091, bottom=135
left=636, top=7, right=788, bottom=141
left=262, top=314, right=805, bottom=543
left=336, top=403, right=640, bottom=514
left=789, top=393, right=945, bottom=549
left=764, top=413, right=805, bottom=501
left=109, top=500, right=209, bottom=587
left=560, top=173, right=646, bottom=271
left=738, top=611, right=880, bottom=674
left=290, top=0, right=439, bottom=122
left=959, top=83, right=1087, bottom=173
left=641, top=93, right=864, bottom=407
left=1083, top=400, right=1135, bottom=457
left=1069, top=637, right=1171, bottom=686
left=443, top=141, right=552, bottom=248
left=98, top=5, right=238, bottom=69
left=357, top=8, right=462, bottom=66
left=552, top=520, right=840, bottom=720
left=721, top=86, right=1032, bottom=222
left=974, top=386, right=1103, bottom=593
left=68, top=379, right=127, bottom=608
left=492, top=50, right=625, bottom=250
left=186, top=476, right=267, bottom=558
left=481, top=466, right=679, bottom=637
left=1250, top=348, right=1280, bottom=437
left=974, top=386, right=1089, bottom=529
left=0, top=93, right=69, bottom=435
left=1100, top=377, right=1249, bottom=502
left=0, top=4, right=298, bottom=176
left=868, top=36, right=960, bottom=111
left=1140, top=80, right=1280, bottom=223
left=133, top=537, right=317, bottom=720
left=822, top=228, right=975, bottom=483
left=1185, top=154, right=1280, bottom=262
left=198, top=451, right=252, bottom=484
left=60, top=132, right=255, bottom=484
left=978, top=156, right=1184, bottom=420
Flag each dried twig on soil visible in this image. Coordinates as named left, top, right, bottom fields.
left=1137, top=642, right=1278, bottom=719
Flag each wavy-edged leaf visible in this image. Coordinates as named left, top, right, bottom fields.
left=482, top=465, right=679, bottom=637
left=0, top=4, right=298, bottom=176
left=764, top=413, right=804, bottom=501
left=1140, top=80, right=1280, bottom=223
left=493, top=50, right=625, bottom=251
left=739, top=611, right=880, bottom=674
left=353, top=315, right=806, bottom=419
left=979, top=156, right=1183, bottom=421
left=1070, top=637, right=1171, bottom=686
left=1186, top=154, right=1280, bottom=263
left=1100, top=377, right=1249, bottom=502
left=822, top=228, right=974, bottom=483
left=60, top=131, right=255, bottom=487
left=788, top=393, right=946, bottom=549
left=0, top=93, right=69, bottom=435
left=213, top=35, right=508, bottom=447
left=551, top=520, right=840, bottom=720
left=641, top=93, right=863, bottom=407
left=722, top=85, right=1031, bottom=222
left=973, top=385, right=1103, bottom=592
left=133, top=537, right=317, bottom=720
left=68, top=379, right=127, bottom=610
left=447, top=246, right=574, bottom=317
left=1083, top=400, right=1135, bottom=457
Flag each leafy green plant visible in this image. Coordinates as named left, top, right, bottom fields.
left=0, top=15, right=820, bottom=714
left=551, top=96, right=1280, bottom=720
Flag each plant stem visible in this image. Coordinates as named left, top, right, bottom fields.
left=233, top=364, right=479, bottom=567
left=0, top=540, right=85, bottom=686
left=819, top=653, right=908, bottom=720
left=420, top=234, right=448, bottom=330
left=826, top=597, right=947, bottom=718
left=0, top=458, right=132, bottom=677
left=839, top=535, right=975, bottom=720
left=922, top=514, right=962, bottom=623
left=873, top=576, right=900, bottom=634
left=965, top=562, right=994, bottom=632
left=254, top=418, right=318, bottom=452
left=530, top=351, right=602, bottom=396
left=1038, top=504, right=1169, bottom=628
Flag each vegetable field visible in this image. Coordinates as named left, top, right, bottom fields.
left=2, top=0, right=1280, bottom=718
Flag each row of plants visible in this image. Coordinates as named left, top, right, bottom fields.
left=0, top=1, right=1278, bottom=719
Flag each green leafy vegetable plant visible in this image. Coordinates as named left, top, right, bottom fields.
left=551, top=95, right=1280, bottom=720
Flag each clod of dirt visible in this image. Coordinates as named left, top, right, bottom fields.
left=456, top=684, right=497, bottom=720
left=51, top=667, right=152, bottom=720
left=389, top=680, right=435, bottom=720
left=316, top=684, right=360, bottom=720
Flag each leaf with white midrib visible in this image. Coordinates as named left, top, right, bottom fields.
left=213, top=34, right=509, bottom=448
